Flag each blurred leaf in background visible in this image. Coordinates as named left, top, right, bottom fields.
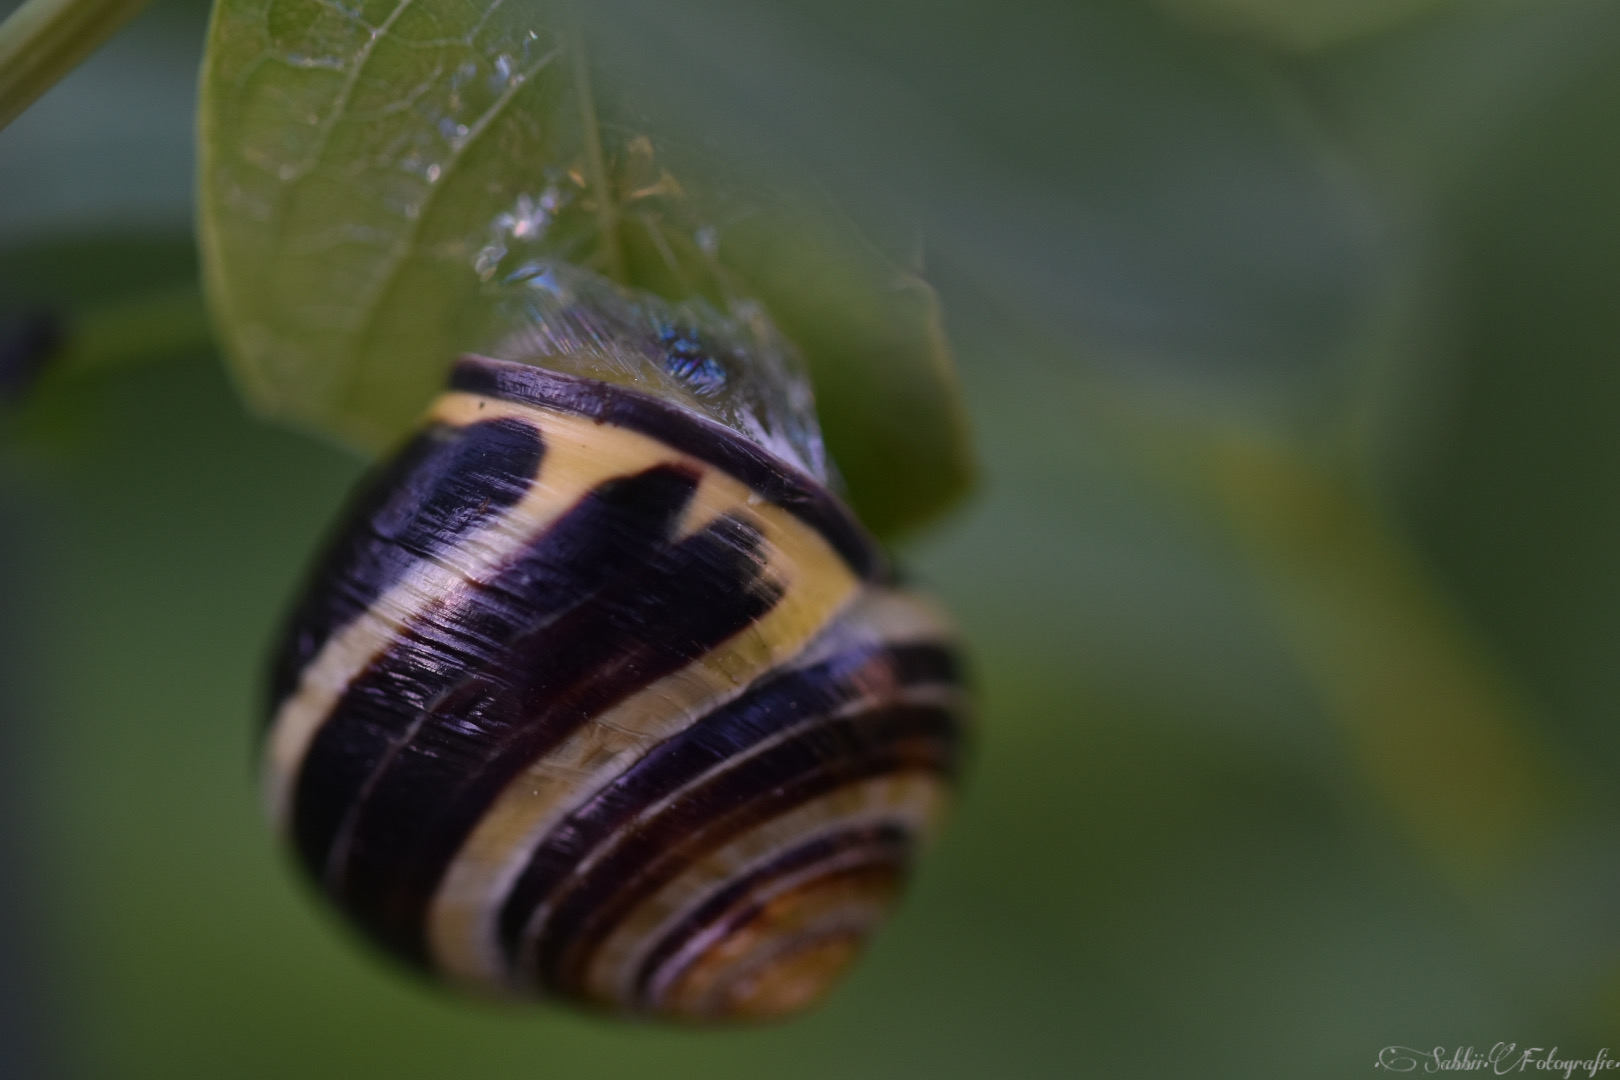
left=5, top=0, right=1620, bottom=1077
left=1155, top=0, right=1451, bottom=52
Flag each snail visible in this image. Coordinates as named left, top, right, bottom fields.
left=261, top=265, right=969, bottom=1022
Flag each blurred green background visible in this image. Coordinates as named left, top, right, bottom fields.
left=5, top=0, right=1620, bottom=1076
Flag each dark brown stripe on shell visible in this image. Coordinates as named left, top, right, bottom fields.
left=292, top=479, right=784, bottom=964
left=267, top=417, right=545, bottom=719
left=633, top=824, right=911, bottom=1008
left=450, top=356, right=883, bottom=581
left=493, top=642, right=960, bottom=967
left=527, top=705, right=959, bottom=994
left=291, top=465, right=699, bottom=889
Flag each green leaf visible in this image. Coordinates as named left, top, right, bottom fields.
left=197, top=0, right=974, bottom=536
left=715, top=210, right=974, bottom=538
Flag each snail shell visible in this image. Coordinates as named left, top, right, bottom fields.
left=263, top=353, right=968, bottom=1022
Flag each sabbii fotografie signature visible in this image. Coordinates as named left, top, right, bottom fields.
left=1376, top=1045, right=1620, bottom=1076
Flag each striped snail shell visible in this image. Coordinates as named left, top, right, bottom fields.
left=262, top=278, right=968, bottom=1022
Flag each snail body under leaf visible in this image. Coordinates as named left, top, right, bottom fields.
left=263, top=282, right=968, bottom=1022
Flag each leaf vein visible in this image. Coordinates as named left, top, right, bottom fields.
left=336, top=46, right=561, bottom=408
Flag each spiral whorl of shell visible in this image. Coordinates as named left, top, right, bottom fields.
left=263, top=353, right=967, bottom=1021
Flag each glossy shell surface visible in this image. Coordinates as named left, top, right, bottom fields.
left=264, top=356, right=967, bottom=1021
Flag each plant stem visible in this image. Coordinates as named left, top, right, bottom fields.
left=1085, top=375, right=1574, bottom=886
left=57, top=283, right=212, bottom=377
left=0, top=0, right=152, bottom=131
left=1205, top=431, right=1570, bottom=883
